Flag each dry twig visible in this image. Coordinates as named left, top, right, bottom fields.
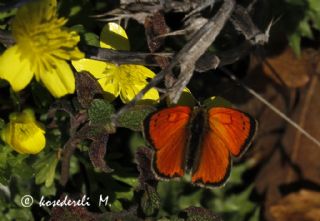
left=166, top=0, right=236, bottom=103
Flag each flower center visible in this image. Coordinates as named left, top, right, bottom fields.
left=11, top=4, right=83, bottom=76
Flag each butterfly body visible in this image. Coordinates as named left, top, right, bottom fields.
left=144, top=105, right=257, bottom=188
left=184, top=107, right=207, bottom=172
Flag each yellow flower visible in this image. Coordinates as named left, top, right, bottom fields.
left=0, top=0, right=84, bottom=97
left=72, top=23, right=159, bottom=103
left=1, top=109, right=46, bottom=154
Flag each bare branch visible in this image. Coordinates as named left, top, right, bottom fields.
left=185, top=0, right=219, bottom=19
left=166, top=0, right=236, bottom=102
left=230, top=4, right=270, bottom=45
left=80, top=45, right=173, bottom=66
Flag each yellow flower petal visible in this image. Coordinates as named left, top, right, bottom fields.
left=119, top=65, right=155, bottom=82
left=1, top=109, right=45, bottom=154
left=99, top=79, right=119, bottom=96
left=72, top=58, right=107, bottom=77
left=97, top=64, right=158, bottom=103
left=0, top=45, right=33, bottom=91
left=100, top=23, right=130, bottom=50
left=119, top=85, right=139, bottom=103
left=140, top=87, right=159, bottom=104
left=38, top=60, right=75, bottom=97
left=119, top=84, right=159, bottom=104
left=100, top=81, right=120, bottom=102
left=98, top=66, right=120, bottom=99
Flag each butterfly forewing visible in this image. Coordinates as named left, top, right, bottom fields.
left=208, top=107, right=257, bottom=157
left=144, top=106, right=192, bottom=178
left=191, top=107, right=256, bottom=187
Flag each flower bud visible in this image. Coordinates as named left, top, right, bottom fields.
left=1, top=109, right=46, bottom=154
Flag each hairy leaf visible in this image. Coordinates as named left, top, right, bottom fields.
left=88, top=133, right=113, bottom=173
left=117, top=105, right=155, bottom=131
left=88, top=99, right=115, bottom=127
left=135, top=147, right=157, bottom=189
left=180, top=207, right=223, bottom=221
left=76, top=72, right=103, bottom=108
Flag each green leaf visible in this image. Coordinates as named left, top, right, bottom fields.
left=69, top=155, right=80, bottom=176
left=288, top=33, right=301, bottom=56
left=33, top=152, right=59, bottom=187
left=4, top=208, right=34, bottom=221
left=110, top=199, right=123, bottom=212
left=84, top=32, right=100, bottom=47
left=70, top=24, right=86, bottom=33
left=71, top=25, right=100, bottom=47
left=88, top=99, right=115, bottom=126
left=308, top=0, right=320, bottom=12
left=117, top=105, right=155, bottom=131
left=9, top=154, right=33, bottom=180
left=209, top=185, right=256, bottom=221
left=222, top=186, right=255, bottom=214
left=174, top=88, right=197, bottom=106
left=112, top=174, right=138, bottom=188
left=129, top=132, right=147, bottom=154
left=248, top=207, right=260, bottom=221
left=0, top=8, right=16, bottom=21
left=157, top=180, right=186, bottom=215
left=228, top=162, right=251, bottom=186
left=309, top=10, right=320, bottom=29
left=0, top=144, right=10, bottom=169
left=0, top=167, right=11, bottom=185
left=114, top=190, right=134, bottom=201
left=203, top=96, right=232, bottom=109
left=298, top=19, right=313, bottom=38
left=0, top=145, right=31, bottom=184
left=178, top=189, right=203, bottom=209
left=69, top=5, right=82, bottom=17
left=40, top=184, right=57, bottom=196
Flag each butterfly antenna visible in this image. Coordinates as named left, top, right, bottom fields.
left=220, top=67, right=320, bottom=148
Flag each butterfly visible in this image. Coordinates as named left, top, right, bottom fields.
left=143, top=105, right=257, bottom=187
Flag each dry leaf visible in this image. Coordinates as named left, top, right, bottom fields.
left=270, top=189, right=320, bottom=221
left=281, top=75, right=320, bottom=184
left=76, top=71, right=103, bottom=109
left=251, top=47, right=315, bottom=88
left=144, top=11, right=169, bottom=52
left=262, top=47, right=310, bottom=88
left=144, top=11, right=170, bottom=68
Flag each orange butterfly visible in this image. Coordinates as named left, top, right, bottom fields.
left=144, top=105, right=257, bottom=187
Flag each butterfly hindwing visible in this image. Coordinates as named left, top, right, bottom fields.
left=191, top=130, right=231, bottom=186
left=144, top=106, right=192, bottom=179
